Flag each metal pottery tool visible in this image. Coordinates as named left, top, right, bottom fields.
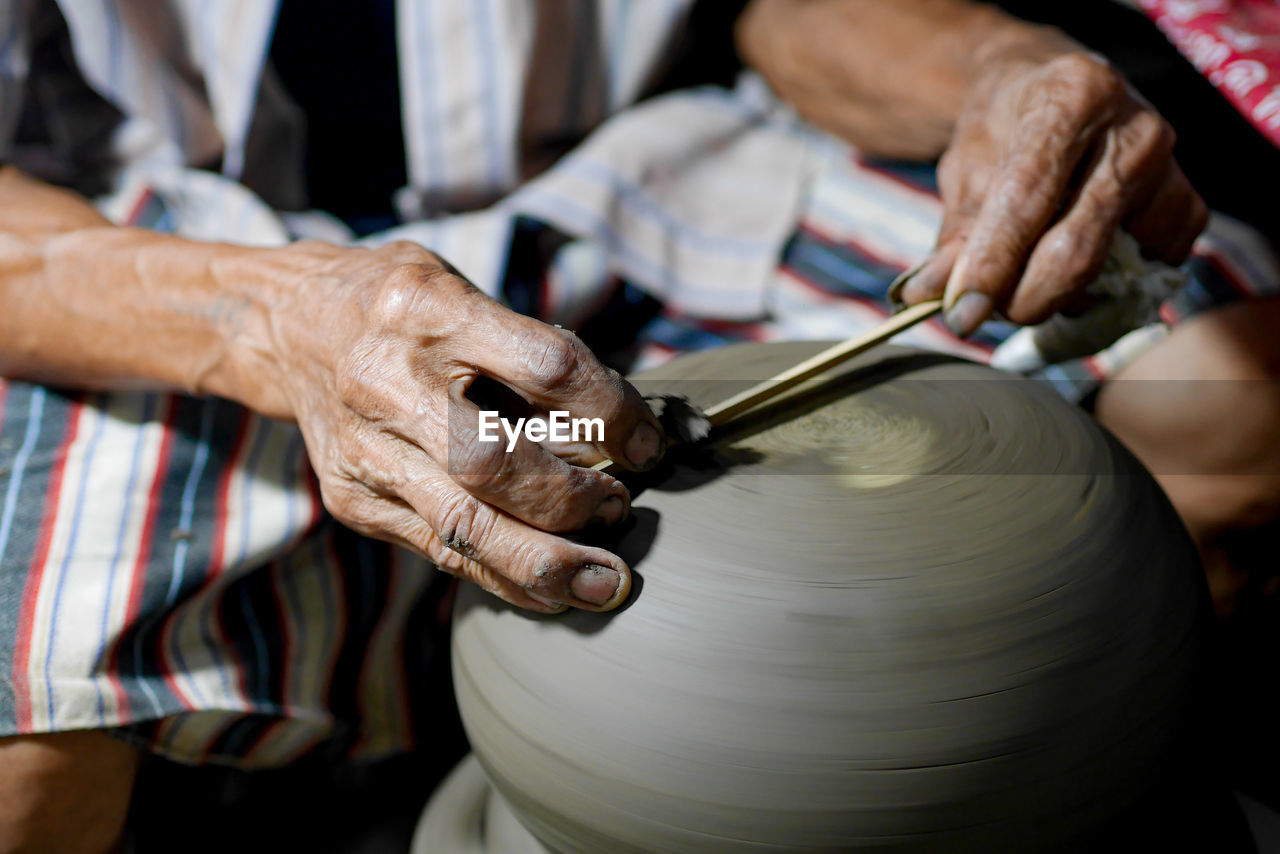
left=592, top=298, right=944, bottom=472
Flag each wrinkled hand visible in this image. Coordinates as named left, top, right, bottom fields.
left=262, top=241, right=664, bottom=613
left=900, top=47, right=1208, bottom=335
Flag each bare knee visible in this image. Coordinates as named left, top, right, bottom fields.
left=1097, top=299, right=1280, bottom=613
left=0, top=731, right=139, bottom=854
left=1096, top=297, right=1280, bottom=538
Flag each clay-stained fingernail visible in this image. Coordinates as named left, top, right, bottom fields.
left=571, top=564, right=622, bottom=606
left=944, top=292, right=992, bottom=337
left=590, top=495, right=626, bottom=527
left=625, top=422, right=662, bottom=469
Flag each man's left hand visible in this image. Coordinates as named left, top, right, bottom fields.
left=898, top=45, right=1208, bottom=335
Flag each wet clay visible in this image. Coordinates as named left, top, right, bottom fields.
left=440, top=343, right=1208, bottom=853
left=643, top=394, right=711, bottom=445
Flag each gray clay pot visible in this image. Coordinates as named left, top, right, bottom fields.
left=449, top=342, right=1208, bottom=853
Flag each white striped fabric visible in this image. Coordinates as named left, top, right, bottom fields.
left=54, top=1, right=218, bottom=170
left=512, top=79, right=815, bottom=318
left=600, top=0, right=690, bottom=110
left=397, top=0, right=533, bottom=213
left=21, top=0, right=805, bottom=319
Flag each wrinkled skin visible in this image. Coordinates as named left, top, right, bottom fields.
left=738, top=0, right=1208, bottom=331
left=904, top=50, right=1209, bottom=334
left=0, top=171, right=665, bottom=616
left=265, top=242, right=664, bottom=613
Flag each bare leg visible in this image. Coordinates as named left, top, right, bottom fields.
left=1096, top=297, right=1280, bottom=616
left=0, top=731, right=139, bottom=854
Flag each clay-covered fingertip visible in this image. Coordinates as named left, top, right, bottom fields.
left=587, top=494, right=628, bottom=529
left=624, top=421, right=664, bottom=470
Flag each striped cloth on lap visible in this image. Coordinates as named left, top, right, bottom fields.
left=0, top=385, right=452, bottom=766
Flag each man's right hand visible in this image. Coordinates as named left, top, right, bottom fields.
left=1, top=168, right=663, bottom=614
left=257, top=241, right=664, bottom=614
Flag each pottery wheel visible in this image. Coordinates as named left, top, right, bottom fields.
left=433, top=342, right=1208, bottom=853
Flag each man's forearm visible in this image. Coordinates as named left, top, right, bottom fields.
left=0, top=167, right=313, bottom=418
left=735, top=0, right=1071, bottom=159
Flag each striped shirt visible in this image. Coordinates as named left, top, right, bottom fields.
left=1, top=0, right=810, bottom=317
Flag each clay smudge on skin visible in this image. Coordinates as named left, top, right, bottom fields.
left=443, top=532, right=475, bottom=557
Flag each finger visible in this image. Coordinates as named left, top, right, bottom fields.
left=462, top=379, right=609, bottom=465
left=400, top=471, right=632, bottom=612
left=447, top=394, right=630, bottom=532
left=906, top=147, right=983, bottom=306
left=361, top=265, right=662, bottom=471
left=897, top=240, right=963, bottom=305
left=543, top=439, right=610, bottom=467
left=941, top=146, right=1091, bottom=335
left=934, top=139, right=989, bottom=247
left=1008, top=200, right=1121, bottom=326
left=943, top=60, right=1126, bottom=335
left=459, top=304, right=665, bottom=471
left=1170, top=189, right=1210, bottom=266
left=922, top=141, right=990, bottom=307
left=316, top=479, right=567, bottom=614
left=1125, top=163, right=1208, bottom=265
left=1010, top=109, right=1175, bottom=324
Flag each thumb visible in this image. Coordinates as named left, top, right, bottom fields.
left=894, top=239, right=963, bottom=306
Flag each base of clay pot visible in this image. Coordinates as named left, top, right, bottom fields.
left=412, top=754, right=1280, bottom=854
left=411, top=754, right=551, bottom=854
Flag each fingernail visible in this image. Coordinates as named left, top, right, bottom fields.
left=571, top=564, right=621, bottom=606
left=887, top=259, right=927, bottom=306
left=590, top=495, right=626, bottom=527
left=625, top=422, right=662, bottom=469
left=900, top=272, right=933, bottom=304
left=944, top=292, right=992, bottom=337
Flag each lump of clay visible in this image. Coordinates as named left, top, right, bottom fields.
left=449, top=342, right=1208, bottom=854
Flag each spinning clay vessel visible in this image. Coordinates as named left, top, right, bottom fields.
left=444, top=342, right=1208, bottom=853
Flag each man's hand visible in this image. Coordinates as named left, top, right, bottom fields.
left=256, top=242, right=664, bottom=614
left=900, top=47, right=1208, bottom=335
left=738, top=0, right=1209, bottom=336
left=0, top=168, right=663, bottom=614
